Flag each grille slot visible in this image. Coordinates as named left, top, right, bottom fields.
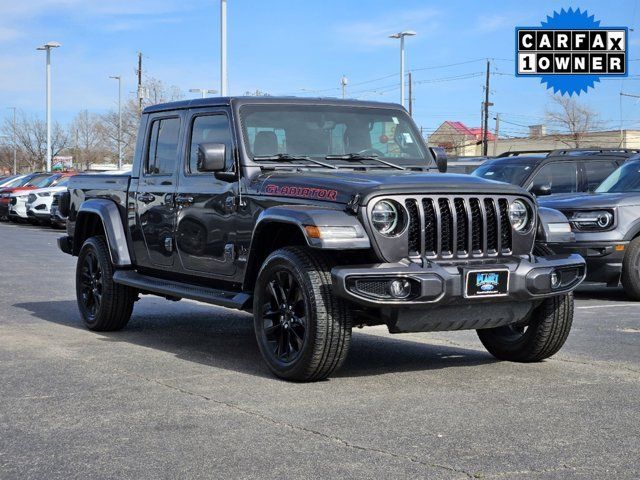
left=405, top=199, right=420, bottom=255
left=400, top=196, right=515, bottom=260
left=498, top=199, right=512, bottom=253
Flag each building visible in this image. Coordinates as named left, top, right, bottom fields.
left=428, top=121, right=495, bottom=157
left=428, top=120, right=640, bottom=157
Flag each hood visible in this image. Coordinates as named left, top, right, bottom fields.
left=251, top=170, right=529, bottom=204
left=29, top=185, right=67, bottom=195
left=539, top=192, right=640, bottom=209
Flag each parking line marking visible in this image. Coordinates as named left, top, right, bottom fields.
left=577, top=304, right=638, bottom=309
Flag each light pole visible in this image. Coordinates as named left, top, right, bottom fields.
left=109, top=76, right=123, bottom=170
left=388, top=31, right=416, bottom=108
left=189, top=88, right=218, bottom=98
left=36, top=41, right=61, bottom=172
left=341, top=76, right=348, bottom=99
left=7, top=107, right=16, bottom=174
left=220, top=0, right=228, bottom=96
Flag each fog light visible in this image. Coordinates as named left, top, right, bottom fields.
left=550, top=270, right=561, bottom=289
left=388, top=279, right=412, bottom=299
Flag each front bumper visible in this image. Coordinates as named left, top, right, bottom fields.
left=9, top=198, right=28, bottom=219
left=547, top=241, right=626, bottom=286
left=331, top=253, right=585, bottom=332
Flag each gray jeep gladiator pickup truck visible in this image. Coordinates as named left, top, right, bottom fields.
left=58, top=97, right=585, bottom=381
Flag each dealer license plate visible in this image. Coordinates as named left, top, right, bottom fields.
left=465, top=269, right=509, bottom=298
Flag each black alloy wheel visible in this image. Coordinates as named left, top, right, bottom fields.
left=79, top=250, right=103, bottom=322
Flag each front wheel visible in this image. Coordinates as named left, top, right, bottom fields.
left=76, top=236, right=136, bottom=331
left=253, top=247, right=352, bottom=381
left=477, top=292, right=574, bottom=362
left=621, top=236, right=640, bottom=300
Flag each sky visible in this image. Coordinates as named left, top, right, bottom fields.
left=1, top=0, right=640, bottom=139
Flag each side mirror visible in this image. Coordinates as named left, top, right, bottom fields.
left=429, top=146, right=448, bottom=173
left=531, top=184, right=552, bottom=196
left=197, top=143, right=226, bottom=172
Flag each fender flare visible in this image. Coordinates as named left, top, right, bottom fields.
left=73, top=198, right=132, bottom=267
left=250, top=205, right=370, bottom=251
left=536, top=206, right=575, bottom=244
left=623, top=218, right=640, bottom=241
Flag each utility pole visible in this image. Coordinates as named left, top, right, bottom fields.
left=110, top=76, right=123, bottom=170
left=482, top=59, right=491, bottom=156
left=220, top=0, right=228, bottom=96
left=493, top=113, right=500, bottom=156
left=137, top=52, right=143, bottom=114
left=408, top=72, right=413, bottom=116
left=341, top=75, right=348, bottom=99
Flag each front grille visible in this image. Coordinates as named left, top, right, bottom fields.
left=51, top=194, right=60, bottom=208
left=403, top=195, right=514, bottom=259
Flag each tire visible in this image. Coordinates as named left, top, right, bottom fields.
left=76, top=236, right=136, bottom=331
left=476, top=243, right=574, bottom=362
left=621, top=236, right=640, bottom=300
left=253, top=247, right=352, bottom=381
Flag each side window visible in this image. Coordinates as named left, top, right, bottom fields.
left=584, top=160, right=617, bottom=191
left=146, top=117, right=180, bottom=175
left=189, top=114, right=233, bottom=172
left=531, top=162, right=578, bottom=194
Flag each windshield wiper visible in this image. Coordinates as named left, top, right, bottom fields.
left=324, top=153, right=405, bottom=170
left=253, top=153, right=337, bottom=169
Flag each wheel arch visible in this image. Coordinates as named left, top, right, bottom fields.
left=72, top=199, right=132, bottom=267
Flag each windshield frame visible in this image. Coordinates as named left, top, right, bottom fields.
left=236, top=101, right=434, bottom=170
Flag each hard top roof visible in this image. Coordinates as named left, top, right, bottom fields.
left=143, top=96, right=405, bottom=114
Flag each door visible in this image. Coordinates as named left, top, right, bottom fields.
left=135, top=114, right=182, bottom=268
left=528, top=161, right=579, bottom=196
left=174, top=110, right=238, bottom=277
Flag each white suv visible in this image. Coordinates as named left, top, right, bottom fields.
left=25, top=177, right=72, bottom=225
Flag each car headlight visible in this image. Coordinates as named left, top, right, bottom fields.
left=570, top=210, right=614, bottom=230
left=509, top=199, right=530, bottom=232
left=371, top=200, right=401, bottom=236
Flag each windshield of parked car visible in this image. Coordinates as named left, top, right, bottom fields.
left=0, top=175, right=21, bottom=187
left=26, top=174, right=58, bottom=188
left=239, top=104, right=431, bottom=167
left=595, top=160, right=640, bottom=193
left=472, top=161, right=535, bottom=186
left=53, top=177, right=70, bottom=187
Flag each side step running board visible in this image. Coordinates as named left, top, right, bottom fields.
left=113, top=270, right=252, bottom=310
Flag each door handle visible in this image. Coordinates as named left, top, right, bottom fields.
left=138, top=193, right=155, bottom=204
left=175, top=194, right=194, bottom=206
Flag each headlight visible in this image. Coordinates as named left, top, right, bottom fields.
left=509, top=199, right=530, bottom=232
left=371, top=200, right=400, bottom=235
left=570, top=210, right=614, bottom=230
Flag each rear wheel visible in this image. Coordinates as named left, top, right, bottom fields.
left=76, top=236, right=136, bottom=331
left=253, top=247, right=352, bottom=381
left=621, top=237, right=640, bottom=300
left=476, top=244, right=574, bottom=362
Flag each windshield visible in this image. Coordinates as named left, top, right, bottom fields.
left=26, top=174, right=58, bottom=188
left=596, top=161, right=640, bottom=192
left=472, top=162, right=535, bottom=186
left=239, top=104, right=431, bottom=166
left=0, top=175, right=21, bottom=187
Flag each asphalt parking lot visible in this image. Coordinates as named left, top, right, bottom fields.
left=1, top=223, right=639, bottom=479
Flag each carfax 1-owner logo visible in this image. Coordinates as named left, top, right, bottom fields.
left=516, top=8, right=628, bottom=95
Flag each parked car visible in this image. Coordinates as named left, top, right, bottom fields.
left=0, top=173, right=51, bottom=220
left=25, top=176, right=74, bottom=225
left=540, top=156, right=640, bottom=299
left=472, top=148, right=637, bottom=196
left=7, top=173, right=70, bottom=222
left=57, top=97, right=585, bottom=381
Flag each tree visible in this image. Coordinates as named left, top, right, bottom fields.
left=70, top=110, right=105, bottom=170
left=545, top=95, right=601, bottom=147
left=1, top=111, right=69, bottom=171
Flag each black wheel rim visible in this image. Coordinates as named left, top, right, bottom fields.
left=80, top=251, right=103, bottom=320
left=261, top=270, right=307, bottom=364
